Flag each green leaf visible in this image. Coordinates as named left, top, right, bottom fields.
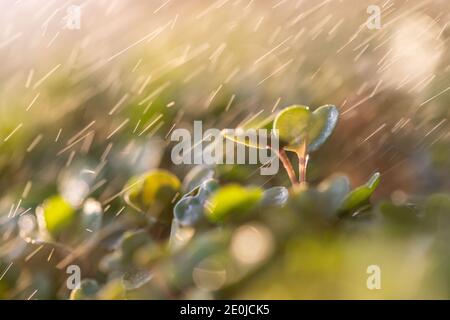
left=240, top=113, right=275, bottom=131
left=206, top=184, right=263, bottom=223
left=273, top=105, right=310, bottom=152
left=222, top=104, right=338, bottom=153
left=41, top=196, right=75, bottom=237
left=222, top=113, right=275, bottom=149
left=338, top=172, right=381, bottom=217
left=124, top=169, right=180, bottom=220
left=273, top=104, right=339, bottom=152
left=141, top=171, right=180, bottom=207
left=222, top=128, right=264, bottom=149
left=308, top=105, right=339, bottom=152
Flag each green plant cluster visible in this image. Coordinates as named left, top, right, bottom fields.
left=1, top=105, right=449, bottom=299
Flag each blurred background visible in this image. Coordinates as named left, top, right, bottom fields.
left=0, top=0, right=449, bottom=299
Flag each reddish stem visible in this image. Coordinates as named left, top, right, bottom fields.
left=276, top=148, right=298, bottom=187
left=295, top=140, right=308, bottom=184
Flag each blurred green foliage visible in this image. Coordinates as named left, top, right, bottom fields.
left=0, top=0, right=449, bottom=300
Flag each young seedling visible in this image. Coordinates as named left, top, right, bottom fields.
left=224, top=104, right=339, bottom=187
left=273, top=104, right=339, bottom=185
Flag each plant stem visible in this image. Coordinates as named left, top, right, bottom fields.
left=295, top=140, right=308, bottom=184
left=276, top=148, right=298, bottom=186
left=298, top=154, right=309, bottom=183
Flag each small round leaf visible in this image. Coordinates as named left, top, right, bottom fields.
left=338, top=172, right=381, bottom=216
left=273, top=105, right=310, bottom=151
left=41, top=196, right=75, bottom=237
left=308, top=105, right=339, bottom=152
left=206, top=184, right=263, bottom=223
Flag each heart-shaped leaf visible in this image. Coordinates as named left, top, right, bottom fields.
left=206, top=184, right=262, bottom=223
left=273, top=104, right=339, bottom=153
left=273, top=105, right=310, bottom=152
left=308, top=105, right=339, bottom=152
left=338, top=172, right=380, bottom=217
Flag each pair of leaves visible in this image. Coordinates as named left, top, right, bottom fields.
left=223, top=104, right=339, bottom=154
left=223, top=104, right=339, bottom=185
left=273, top=104, right=339, bottom=153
